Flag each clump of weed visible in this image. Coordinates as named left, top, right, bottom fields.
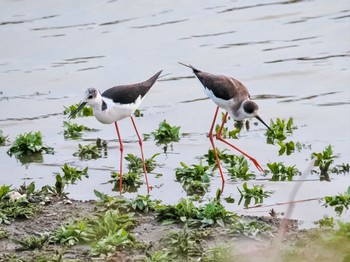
left=200, top=244, right=235, bottom=262
left=7, top=132, right=54, bottom=161
left=323, top=186, right=350, bottom=216
left=312, top=145, right=336, bottom=181
left=265, top=117, right=299, bottom=155
left=111, top=172, right=143, bottom=193
left=315, top=216, right=335, bottom=228
left=204, top=148, right=255, bottom=181
left=166, top=226, right=203, bottom=259
left=237, top=182, right=273, bottom=208
left=226, top=155, right=255, bottom=181
left=94, top=190, right=161, bottom=213
left=125, top=153, right=160, bottom=173
left=143, top=250, right=171, bottom=262
left=63, top=121, right=96, bottom=139
left=14, top=234, right=49, bottom=250
left=267, top=162, right=300, bottom=181
left=0, top=185, right=37, bottom=224
left=73, top=138, right=108, bottom=160
left=147, top=120, right=180, bottom=152
left=57, top=164, right=89, bottom=184
left=63, top=103, right=93, bottom=118
left=228, top=218, right=274, bottom=240
left=175, top=161, right=213, bottom=196
left=134, top=108, right=143, bottom=117
left=155, top=193, right=237, bottom=227
left=50, top=219, right=92, bottom=246
left=0, top=130, right=9, bottom=146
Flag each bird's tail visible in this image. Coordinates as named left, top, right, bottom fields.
left=146, top=70, right=163, bottom=85
left=178, top=62, right=200, bottom=73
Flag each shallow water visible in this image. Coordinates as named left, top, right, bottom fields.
left=1, top=0, right=349, bottom=227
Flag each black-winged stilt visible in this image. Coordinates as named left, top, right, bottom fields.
left=69, top=70, right=163, bottom=193
left=179, top=63, right=271, bottom=184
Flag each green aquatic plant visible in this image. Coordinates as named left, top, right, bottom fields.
left=73, top=143, right=101, bottom=160
left=0, top=130, right=9, bottom=146
left=7, top=131, right=54, bottom=157
left=312, top=145, right=337, bottom=181
left=265, top=117, right=297, bottom=144
left=63, top=121, right=95, bottom=139
left=175, top=161, right=213, bottom=195
left=112, top=172, right=143, bottom=193
left=315, top=216, right=335, bottom=228
left=265, top=117, right=298, bottom=156
left=267, top=162, right=300, bottom=181
left=323, top=186, right=350, bottom=216
left=128, top=194, right=161, bottom=213
left=237, top=182, right=273, bottom=208
left=226, top=155, right=255, bottom=181
left=200, top=244, right=235, bottom=262
left=60, top=164, right=89, bottom=184
left=134, top=108, right=143, bottom=117
left=125, top=153, right=160, bottom=173
left=150, top=120, right=180, bottom=152
left=63, top=103, right=93, bottom=118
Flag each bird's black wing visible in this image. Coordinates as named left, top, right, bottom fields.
left=102, top=70, right=162, bottom=104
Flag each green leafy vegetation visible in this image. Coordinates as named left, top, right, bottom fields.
left=323, top=186, right=350, bottom=216
left=14, top=234, right=49, bottom=251
left=315, top=216, right=335, bottom=228
left=7, top=131, right=54, bottom=158
left=237, top=182, right=273, bottom=208
left=134, top=108, right=143, bottom=117
left=226, top=155, right=255, bottom=181
left=166, top=227, right=203, bottom=259
left=228, top=218, right=273, bottom=240
left=63, top=121, right=95, bottom=139
left=143, top=250, right=171, bottom=262
left=94, top=191, right=161, bottom=214
left=149, top=120, right=180, bottom=152
left=267, top=162, right=300, bottom=181
left=175, top=161, right=213, bottom=195
left=73, top=143, right=101, bottom=160
left=50, top=219, right=91, bottom=246
left=63, top=103, right=93, bottom=118
left=265, top=117, right=298, bottom=155
left=111, top=172, right=143, bottom=193
left=155, top=196, right=237, bottom=227
left=125, top=153, right=160, bottom=173
left=204, top=148, right=255, bottom=180
left=58, top=164, right=88, bottom=184
left=312, top=145, right=337, bottom=181
left=0, top=130, right=9, bottom=146
left=0, top=187, right=37, bottom=225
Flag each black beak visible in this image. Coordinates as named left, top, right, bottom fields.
left=255, top=115, right=272, bottom=132
left=68, top=102, right=87, bottom=120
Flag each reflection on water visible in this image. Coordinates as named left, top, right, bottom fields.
left=0, top=0, right=349, bottom=224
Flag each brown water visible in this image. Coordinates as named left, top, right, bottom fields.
left=1, top=0, right=349, bottom=227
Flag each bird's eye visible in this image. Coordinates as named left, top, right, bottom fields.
left=88, top=95, right=93, bottom=99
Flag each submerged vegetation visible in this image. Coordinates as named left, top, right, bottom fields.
left=147, top=120, right=181, bottom=152
left=7, top=131, right=54, bottom=158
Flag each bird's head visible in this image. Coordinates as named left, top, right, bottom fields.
left=242, top=100, right=272, bottom=131
left=68, top=88, right=99, bottom=119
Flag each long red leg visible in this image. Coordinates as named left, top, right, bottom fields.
left=114, top=122, right=124, bottom=193
left=208, top=106, right=225, bottom=183
left=216, top=112, right=265, bottom=172
left=130, top=116, right=150, bottom=193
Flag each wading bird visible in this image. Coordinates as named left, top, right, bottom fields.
left=69, top=70, right=163, bottom=193
left=179, top=63, right=271, bottom=184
